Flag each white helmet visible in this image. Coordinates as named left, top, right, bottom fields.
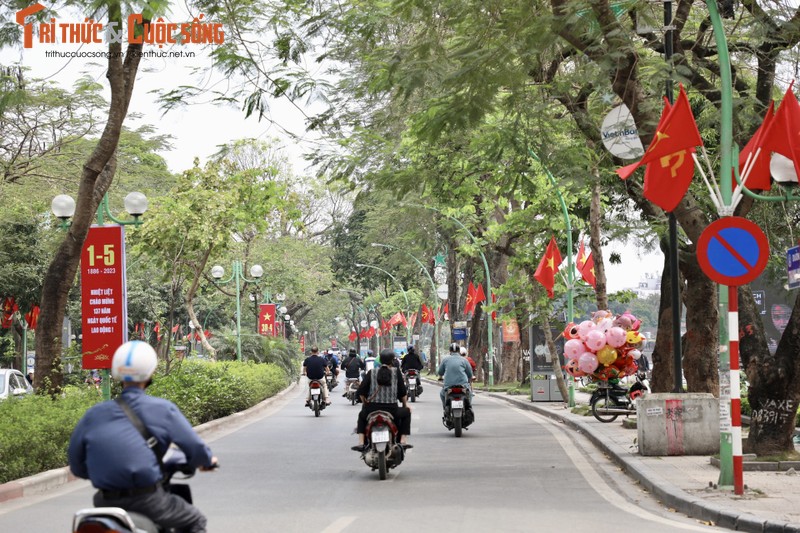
left=449, top=343, right=460, bottom=353
left=460, top=347, right=467, bottom=356
left=112, top=341, right=157, bottom=382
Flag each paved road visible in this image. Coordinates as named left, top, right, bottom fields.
left=0, top=380, right=729, bottom=532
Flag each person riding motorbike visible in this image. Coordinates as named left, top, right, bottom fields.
left=303, top=346, right=331, bottom=406
left=460, top=346, right=478, bottom=373
left=438, top=344, right=474, bottom=408
left=363, top=349, right=377, bottom=376
left=401, top=345, right=424, bottom=392
left=351, top=349, right=412, bottom=452
left=341, top=348, right=366, bottom=397
left=323, top=350, right=340, bottom=390
left=68, top=341, right=218, bottom=533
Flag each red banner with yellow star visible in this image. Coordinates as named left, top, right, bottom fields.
left=258, top=303, right=277, bottom=337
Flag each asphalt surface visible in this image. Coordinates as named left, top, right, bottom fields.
left=0, top=379, right=747, bottom=532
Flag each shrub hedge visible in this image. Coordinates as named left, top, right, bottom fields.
left=0, top=361, right=289, bottom=484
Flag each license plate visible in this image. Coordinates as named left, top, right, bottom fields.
left=451, top=400, right=464, bottom=409
left=311, top=390, right=320, bottom=397
left=408, top=383, right=416, bottom=389
left=372, top=429, right=390, bottom=443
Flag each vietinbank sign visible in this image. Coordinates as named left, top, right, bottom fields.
left=15, top=3, right=224, bottom=49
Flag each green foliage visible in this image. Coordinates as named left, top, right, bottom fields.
left=0, top=387, right=101, bottom=484
left=148, top=360, right=289, bottom=425
left=0, top=360, right=290, bottom=484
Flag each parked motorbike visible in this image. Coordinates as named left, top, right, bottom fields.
left=308, top=379, right=328, bottom=417
left=442, top=385, right=474, bottom=437
left=358, top=410, right=405, bottom=480
left=589, top=371, right=650, bottom=423
left=404, top=370, right=422, bottom=402
left=345, top=378, right=360, bottom=405
left=72, top=449, right=211, bottom=533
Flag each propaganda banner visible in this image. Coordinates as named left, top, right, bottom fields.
left=258, top=303, right=277, bottom=336
left=81, top=225, right=127, bottom=369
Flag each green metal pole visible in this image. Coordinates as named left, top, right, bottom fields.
left=234, top=261, right=243, bottom=362
left=704, top=0, right=737, bottom=492
left=529, top=150, right=576, bottom=407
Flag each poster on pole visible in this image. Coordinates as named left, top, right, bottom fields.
left=81, top=225, right=127, bottom=369
left=258, top=303, right=276, bottom=336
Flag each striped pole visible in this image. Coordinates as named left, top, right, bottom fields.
left=729, top=285, right=744, bottom=495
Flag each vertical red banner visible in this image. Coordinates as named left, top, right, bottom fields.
left=300, top=335, right=305, bottom=354
left=81, top=225, right=127, bottom=369
left=258, top=303, right=276, bottom=336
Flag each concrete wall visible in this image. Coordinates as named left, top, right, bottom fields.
left=637, top=393, right=720, bottom=456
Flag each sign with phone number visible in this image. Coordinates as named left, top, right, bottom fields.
left=81, top=225, right=128, bottom=369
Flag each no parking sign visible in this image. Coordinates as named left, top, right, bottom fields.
left=697, top=217, right=769, bottom=286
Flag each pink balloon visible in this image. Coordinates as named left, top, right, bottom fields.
left=585, top=329, right=607, bottom=352
left=597, top=318, right=614, bottom=332
left=577, top=320, right=596, bottom=341
left=606, top=327, right=627, bottom=348
left=564, top=339, right=584, bottom=359
left=578, top=352, right=599, bottom=374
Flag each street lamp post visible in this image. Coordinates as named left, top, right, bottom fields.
left=210, top=261, right=263, bottom=361
left=355, top=263, right=411, bottom=340
left=52, top=191, right=148, bottom=401
left=371, top=242, right=442, bottom=367
left=402, top=203, right=496, bottom=386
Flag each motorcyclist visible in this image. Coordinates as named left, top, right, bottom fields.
left=460, top=346, right=478, bottom=374
left=401, top=345, right=424, bottom=394
left=437, top=343, right=474, bottom=409
left=303, top=346, right=331, bottom=406
left=363, top=349, right=377, bottom=377
left=341, top=348, right=366, bottom=397
left=68, top=341, right=218, bottom=533
left=323, top=350, right=339, bottom=391
left=351, top=349, right=412, bottom=452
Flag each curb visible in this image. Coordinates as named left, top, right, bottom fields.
left=488, top=392, right=800, bottom=533
left=0, top=382, right=297, bottom=505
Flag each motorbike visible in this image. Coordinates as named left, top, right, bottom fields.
left=307, top=379, right=328, bottom=417
left=345, top=378, right=360, bottom=405
left=404, top=370, right=422, bottom=402
left=325, top=370, right=338, bottom=392
left=442, top=385, right=474, bottom=437
left=359, top=410, right=405, bottom=480
left=589, top=371, right=650, bottom=423
left=72, top=449, right=209, bottom=533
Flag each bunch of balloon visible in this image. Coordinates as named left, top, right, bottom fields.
left=561, top=311, right=646, bottom=382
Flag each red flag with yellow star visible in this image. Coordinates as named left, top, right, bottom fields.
left=534, top=237, right=563, bottom=298
left=580, top=250, right=597, bottom=288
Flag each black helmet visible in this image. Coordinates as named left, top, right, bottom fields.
left=348, top=348, right=357, bottom=355
left=367, top=350, right=374, bottom=357
left=407, top=345, right=416, bottom=354
left=379, top=349, right=395, bottom=365
left=449, top=342, right=460, bottom=353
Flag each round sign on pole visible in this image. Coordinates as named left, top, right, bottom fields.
left=436, top=284, right=449, bottom=300
left=600, top=104, right=645, bottom=160
left=697, top=217, right=769, bottom=286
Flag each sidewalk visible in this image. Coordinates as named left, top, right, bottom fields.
left=488, top=388, right=800, bottom=533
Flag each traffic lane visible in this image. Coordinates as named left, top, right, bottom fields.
left=198, top=385, right=721, bottom=532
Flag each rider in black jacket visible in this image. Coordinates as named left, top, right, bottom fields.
left=401, top=345, right=424, bottom=392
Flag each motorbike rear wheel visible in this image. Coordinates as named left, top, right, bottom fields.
left=378, top=450, right=387, bottom=480
left=454, top=415, right=462, bottom=437
left=591, top=392, right=619, bottom=423
left=409, top=388, right=416, bottom=403
left=314, top=400, right=320, bottom=417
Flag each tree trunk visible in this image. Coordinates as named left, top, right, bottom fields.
left=34, top=6, right=144, bottom=395
left=588, top=180, right=608, bottom=309
left=680, top=255, right=719, bottom=394
left=650, top=237, right=677, bottom=393
left=741, top=289, right=800, bottom=455
left=543, top=313, right=569, bottom=403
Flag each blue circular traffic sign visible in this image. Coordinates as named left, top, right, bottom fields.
left=697, top=217, right=769, bottom=286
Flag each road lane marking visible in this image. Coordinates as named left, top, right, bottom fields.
left=497, top=400, right=714, bottom=531
left=321, top=516, right=357, bottom=532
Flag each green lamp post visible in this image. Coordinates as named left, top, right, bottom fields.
left=210, top=261, right=263, bottom=361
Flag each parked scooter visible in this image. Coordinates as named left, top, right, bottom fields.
left=589, top=371, right=650, bottom=423
left=358, top=410, right=405, bottom=480
left=308, top=379, right=328, bottom=417
left=345, top=378, right=360, bottom=405
left=404, top=370, right=422, bottom=402
left=442, top=385, right=474, bottom=437
left=72, top=449, right=212, bottom=533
